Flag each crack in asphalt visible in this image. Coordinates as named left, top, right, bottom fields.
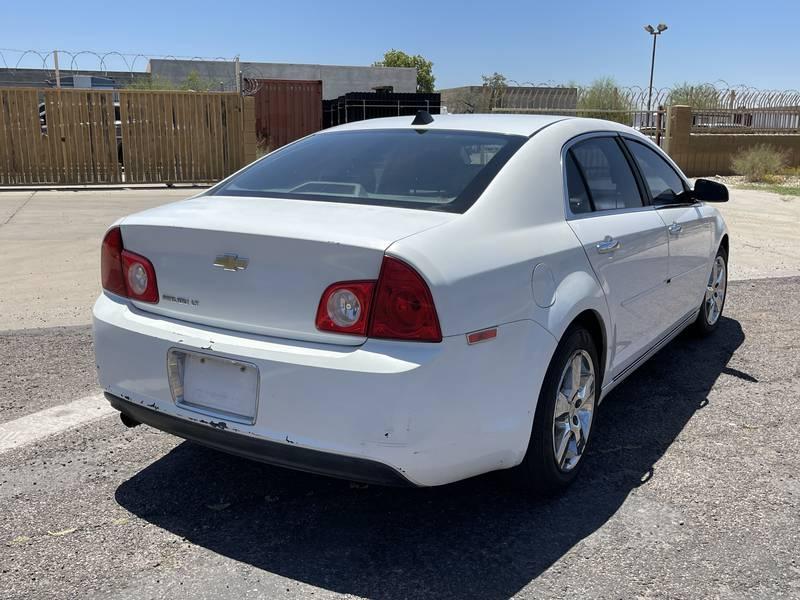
left=1, top=191, right=37, bottom=226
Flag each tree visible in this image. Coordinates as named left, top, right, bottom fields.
left=125, top=74, right=178, bottom=90
left=374, top=49, right=435, bottom=93
left=481, top=72, right=508, bottom=108
left=577, top=77, right=634, bottom=125
left=667, top=82, right=722, bottom=109
left=179, top=71, right=221, bottom=91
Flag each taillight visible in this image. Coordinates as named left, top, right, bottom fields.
left=315, top=281, right=375, bottom=335
left=315, top=256, right=442, bottom=342
left=370, top=257, right=442, bottom=342
left=121, top=250, right=159, bottom=302
left=100, top=227, right=126, bottom=297
left=100, top=227, right=159, bottom=303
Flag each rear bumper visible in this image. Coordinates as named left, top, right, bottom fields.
left=93, top=293, right=556, bottom=486
left=106, top=392, right=412, bottom=486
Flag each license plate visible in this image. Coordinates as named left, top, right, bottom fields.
left=167, top=349, right=259, bottom=425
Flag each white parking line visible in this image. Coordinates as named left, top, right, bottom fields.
left=0, top=393, right=115, bottom=454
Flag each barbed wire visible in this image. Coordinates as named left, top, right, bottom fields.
left=2, top=47, right=800, bottom=108
left=0, top=47, right=242, bottom=91
left=0, top=47, right=236, bottom=72
left=454, top=82, right=800, bottom=111
left=0, top=47, right=237, bottom=89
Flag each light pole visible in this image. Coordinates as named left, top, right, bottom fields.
left=644, top=23, right=668, bottom=115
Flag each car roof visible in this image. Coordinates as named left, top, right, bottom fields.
left=326, top=114, right=567, bottom=137
left=324, top=113, right=639, bottom=138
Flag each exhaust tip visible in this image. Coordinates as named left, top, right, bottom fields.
left=120, top=413, right=141, bottom=428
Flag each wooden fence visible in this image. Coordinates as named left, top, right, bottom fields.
left=0, top=88, right=256, bottom=186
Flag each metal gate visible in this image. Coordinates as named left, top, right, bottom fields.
left=249, top=79, right=322, bottom=152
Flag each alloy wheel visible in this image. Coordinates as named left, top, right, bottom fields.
left=705, top=256, right=727, bottom=326
left=552, top=350, right=596, bottom=472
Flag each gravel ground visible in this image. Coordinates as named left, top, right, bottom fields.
left=1, top=277, right=798, bottom=600
left=0, top=326, right=96, bottom=423
left=710, top=174, right=800, bottom=190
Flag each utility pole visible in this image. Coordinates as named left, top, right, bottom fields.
left=644, top=23, right=668, bottom=115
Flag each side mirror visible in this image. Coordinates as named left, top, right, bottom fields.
left=693, top=178, right=728, bottom=202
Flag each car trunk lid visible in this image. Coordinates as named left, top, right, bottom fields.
left=118, top=195, right=454, bottom=345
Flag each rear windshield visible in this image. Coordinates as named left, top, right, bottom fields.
left=210, top=129, right=527, bottom=213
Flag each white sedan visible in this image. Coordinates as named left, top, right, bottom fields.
left=93, top=113, right=729, bottom=493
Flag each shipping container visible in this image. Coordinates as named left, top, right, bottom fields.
left=248, top=79, right=323, bottom=151
left=323, top=91, right=441, bottom=129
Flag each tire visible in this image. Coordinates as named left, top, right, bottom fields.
left=513, top=325, right=600, bottom=495
left=694, top=245, right=728, bottom=336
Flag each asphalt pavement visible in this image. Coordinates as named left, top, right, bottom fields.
left=2, top=277, right=798, bottom=599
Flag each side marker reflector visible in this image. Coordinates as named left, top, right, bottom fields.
left=467, top=328, right=498, bottom=345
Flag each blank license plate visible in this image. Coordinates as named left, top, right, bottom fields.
left=167, top=349, right=259, bottom=424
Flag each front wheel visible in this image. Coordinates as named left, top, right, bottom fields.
left=694, top=246, right=728, bottom=335
left=513, top=326, right=599, bottom=495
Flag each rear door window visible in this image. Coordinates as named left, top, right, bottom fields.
left=570, top=137, right=644, bottom=211
left=565, top=152, right=592, bottom=214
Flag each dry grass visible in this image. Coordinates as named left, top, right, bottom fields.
left=731, top=145, right=789, bottom=182
left=739, top=183, right=800, bottom=198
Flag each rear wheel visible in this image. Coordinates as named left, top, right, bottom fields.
left=694, top=246, right=728, bottom=335
left=513, top=326, right=599, bottom=495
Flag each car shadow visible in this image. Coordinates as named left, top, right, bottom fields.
left=115, top=316, right=747, bottom=600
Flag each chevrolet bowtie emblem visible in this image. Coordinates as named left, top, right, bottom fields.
left=213, top=254, right=249, bottom=272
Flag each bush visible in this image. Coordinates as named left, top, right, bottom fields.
left=125, top=71, right=220, bottom=92
left=731, top=145, right=788, bottom=182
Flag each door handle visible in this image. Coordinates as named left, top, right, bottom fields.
left=596, top=236, right=620, bottom=254
left=668, top=222, right=683, bottom=235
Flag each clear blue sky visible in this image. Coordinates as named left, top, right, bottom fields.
left=2, top=0, right=797, bottom=90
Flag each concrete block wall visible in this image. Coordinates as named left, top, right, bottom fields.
left=149, top=59, right=417, bottom=99
left=245, top=63, right=416, bottom=99
left=664, top=105, right=800, bottom=176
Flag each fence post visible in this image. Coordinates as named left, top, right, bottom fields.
left=234, top=56, right=241, bottom=94
left=663, top=105, right=692, bottom=171
left=242, top=96, right=257, bottom=165
left=655, top=105, right=664, bottom=146
left=53, top=50, right=61, bottom=89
